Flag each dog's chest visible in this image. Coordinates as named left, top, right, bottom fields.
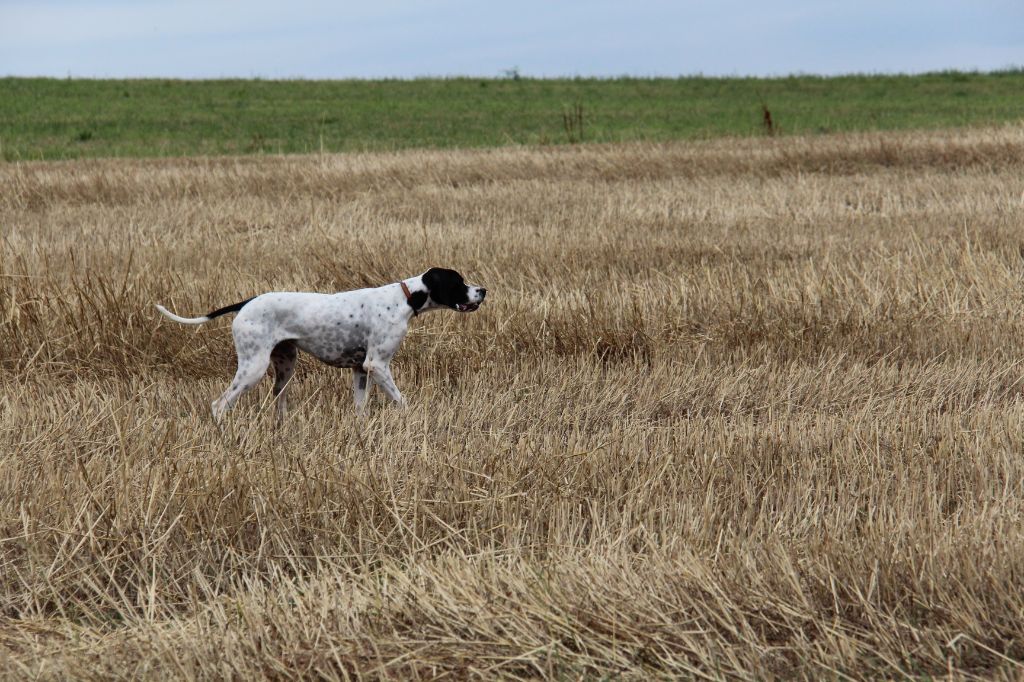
left=317, top=346, right=367, bottom=368
left=292, top=297, right=404, bottom=368
left=297, top=322, right=369, bottom=368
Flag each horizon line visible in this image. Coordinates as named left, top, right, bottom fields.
left=4, top=66, right=1024, bottom=82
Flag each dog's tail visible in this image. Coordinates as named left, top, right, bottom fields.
left=155, top=298, right=253, bottom=325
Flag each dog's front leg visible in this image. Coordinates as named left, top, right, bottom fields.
left=352, top=367, right=372, bottom=414
left=363, top=360, right=405, bottom=408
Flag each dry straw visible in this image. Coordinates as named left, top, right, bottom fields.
left=2, top=127, right=1024, bottom=678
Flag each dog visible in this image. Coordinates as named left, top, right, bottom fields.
left=156, top=267, right=487, bottom=423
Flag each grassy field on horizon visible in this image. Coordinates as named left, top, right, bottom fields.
left=3, top=127, right=1024, bottom=677
left=2, top=70, right=1024, bottom=160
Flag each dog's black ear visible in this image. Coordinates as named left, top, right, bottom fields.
left=408, top=290, right=428, bottom=314
left=422, top=268, right=445, bottom=290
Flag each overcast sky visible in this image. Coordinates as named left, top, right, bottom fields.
left=1, top=1, right=1020, bottom=79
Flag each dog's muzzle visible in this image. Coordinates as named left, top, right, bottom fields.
left=457, top=287, right=486, bottom=312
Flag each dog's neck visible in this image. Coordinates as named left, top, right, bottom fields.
left=399, top=276, right=429, bottom=316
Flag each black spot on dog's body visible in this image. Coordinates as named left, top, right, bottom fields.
left=408, top=291, right=428, bottom=314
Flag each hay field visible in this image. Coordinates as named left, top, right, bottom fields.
left=3, top=128, right=1024, bottom=678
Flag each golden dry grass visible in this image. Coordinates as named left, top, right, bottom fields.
left=3, top=127, right=1024, bottom=679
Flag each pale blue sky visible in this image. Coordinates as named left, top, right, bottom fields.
left=1, top=0, right=1020, bottom=78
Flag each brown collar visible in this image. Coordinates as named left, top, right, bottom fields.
left=400, top=281, right=418, bottom=316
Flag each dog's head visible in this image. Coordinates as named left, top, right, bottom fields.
left=411, top=267, right=487, bottom=314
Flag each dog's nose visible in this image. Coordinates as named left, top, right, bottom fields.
left=478, top=288, right=487, bottom=299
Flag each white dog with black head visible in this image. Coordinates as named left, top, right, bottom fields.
left=156, top=267, right=487, bottom=423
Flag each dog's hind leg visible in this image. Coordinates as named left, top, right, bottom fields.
left=270, top=340, right=298, bottom=426
left=211, top=342, right=274, bottom=422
